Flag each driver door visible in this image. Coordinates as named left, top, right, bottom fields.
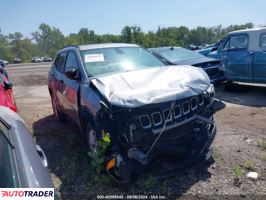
left=61, top=51, right=81, bottom=125
left=221, top=34, right=251, bottom=82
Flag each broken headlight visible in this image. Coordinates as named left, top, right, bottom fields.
left=204, top=84, right=215, bottom=106
left=207, top=84, right=215, bottom=96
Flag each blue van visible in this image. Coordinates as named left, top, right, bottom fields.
left=219, top=28, right=266, bottom=83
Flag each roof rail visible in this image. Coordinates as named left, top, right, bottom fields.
left=60, top=45, right=79, bottom=50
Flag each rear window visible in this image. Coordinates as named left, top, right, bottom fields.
left=81, top=47, right=165, bottom=77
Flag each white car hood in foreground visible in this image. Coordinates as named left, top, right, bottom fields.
left=91, top=65, right=210, bottom=108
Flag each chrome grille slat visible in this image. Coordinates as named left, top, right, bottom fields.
left=173, top=105, right=182, bottom=119
left=190, top=97, right=197, bottom=111
left=151, top=112, right=162, bottom=126
left=182, top=101, right=190, bottom=115
left=163, top=109, right=173, bottom=122
left=198, top=93, right=204, bottom=106
left=139, top=115, right=151, bottom=129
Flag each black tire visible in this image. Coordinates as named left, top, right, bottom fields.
left=51, top=94, right=66, bottom=121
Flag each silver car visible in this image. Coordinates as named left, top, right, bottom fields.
left=0, top=106, right=53, bottom=187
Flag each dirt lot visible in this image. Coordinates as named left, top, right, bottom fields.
left=6, top=64, right=266, bottom=200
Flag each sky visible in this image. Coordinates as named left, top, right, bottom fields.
left=0, top=0, right=265, bottom=37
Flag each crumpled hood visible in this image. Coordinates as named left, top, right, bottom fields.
left=91, top=65, right=210, bottom=108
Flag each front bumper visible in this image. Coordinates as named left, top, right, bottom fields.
left=210, top=74, right=227, bottom=84
left=127, top=114, right=216, bottom=166
left=143, top=117, right=216, bottom=178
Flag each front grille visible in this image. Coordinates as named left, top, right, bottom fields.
left=193, top=61, right=221, bottom=78
left=139, top=93, right=205, bottom=129
left=205, top=67, right=219, bottom=78
left=139, top=119, right=196, bottom=152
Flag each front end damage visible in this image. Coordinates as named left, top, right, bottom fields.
left=90, top=66, right=217, bottom=182
left=94, top=89, right=216, bottom=182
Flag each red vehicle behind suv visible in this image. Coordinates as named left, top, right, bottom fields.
left=0, top=67, right=17, bottom=112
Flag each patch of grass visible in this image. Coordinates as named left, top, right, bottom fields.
left=144, top=175, right=157, bottom=189
left=232, top=165, right=244, bottom=178
left=213, top=149, right=223, bottom=160
left=258, top=140, right=266, bottom=151
left=87, top=131, right=111, bottom=186
left=244, top=160, right=256, bottom=171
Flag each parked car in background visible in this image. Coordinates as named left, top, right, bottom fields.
left=198, top=44, right=211, bottom=50
left=219, top=27, right=266, bottom=84
left=41, top=56, right=53, bottom=62
left=31, top=57, right=42, bottom=63
left=13, top=58, right=21, bottom=64
left=0, top=63, right=9, bottom=78
left=48, top=43, right=216, bottom=182
left=0, top=59, right=9, bottom=66
left=149, top=47, right=226, bottom=84
left=197, top=38, right=225, bottom=58
left=0, top=106, right=53, bottom=187
left=187, top=44, right=200, bottom=50
left=0, top=68, right=16, bottom=112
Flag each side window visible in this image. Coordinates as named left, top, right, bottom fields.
left=260, top=33, right=266, bottom=47
left=56, top=52, right=67, bottom=73
left=0, top=122, right=19, bottom=187
left=223, top=40, right=230, bottom=50
left=65, top=51, right=78, bottom=72
left=223, top=35, right=248, bottom=50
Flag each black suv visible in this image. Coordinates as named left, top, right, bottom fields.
left=48, top=43, right=216, bottom=181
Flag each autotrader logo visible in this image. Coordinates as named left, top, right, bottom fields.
left=0, top=188, right=54, bottom=200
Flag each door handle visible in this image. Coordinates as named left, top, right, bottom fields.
left=36, top=145, right=48, bottom=168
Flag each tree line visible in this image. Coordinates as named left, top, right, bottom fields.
left=0, top=22, right=254, bottom=63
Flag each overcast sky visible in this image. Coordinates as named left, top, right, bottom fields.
left=1, top=0, right=265, bottom=37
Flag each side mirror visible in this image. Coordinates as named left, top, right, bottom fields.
left=4, top=80, right=13, bottom=90
left=64, top=68, right=79, bottom=80
left=0, top=62, right=5, bottom=67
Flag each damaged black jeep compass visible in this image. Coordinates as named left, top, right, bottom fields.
left=48, top=43, right=216, bottom=182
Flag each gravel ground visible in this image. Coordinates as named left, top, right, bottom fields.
left=6, top=64, right=266, bottom=200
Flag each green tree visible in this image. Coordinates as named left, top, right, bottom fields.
left=32, top=23, right=65, bottom=57
left=121, top=26, right=132, bottom=43
left=0, top=29, right=11, bottom=61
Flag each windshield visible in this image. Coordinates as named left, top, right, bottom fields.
left=81, top=47, right=165, bottom=76
left=158, top=48, right=205, bottom=63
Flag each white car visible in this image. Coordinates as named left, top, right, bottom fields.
left=0, top=59, right=9, bottom=66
